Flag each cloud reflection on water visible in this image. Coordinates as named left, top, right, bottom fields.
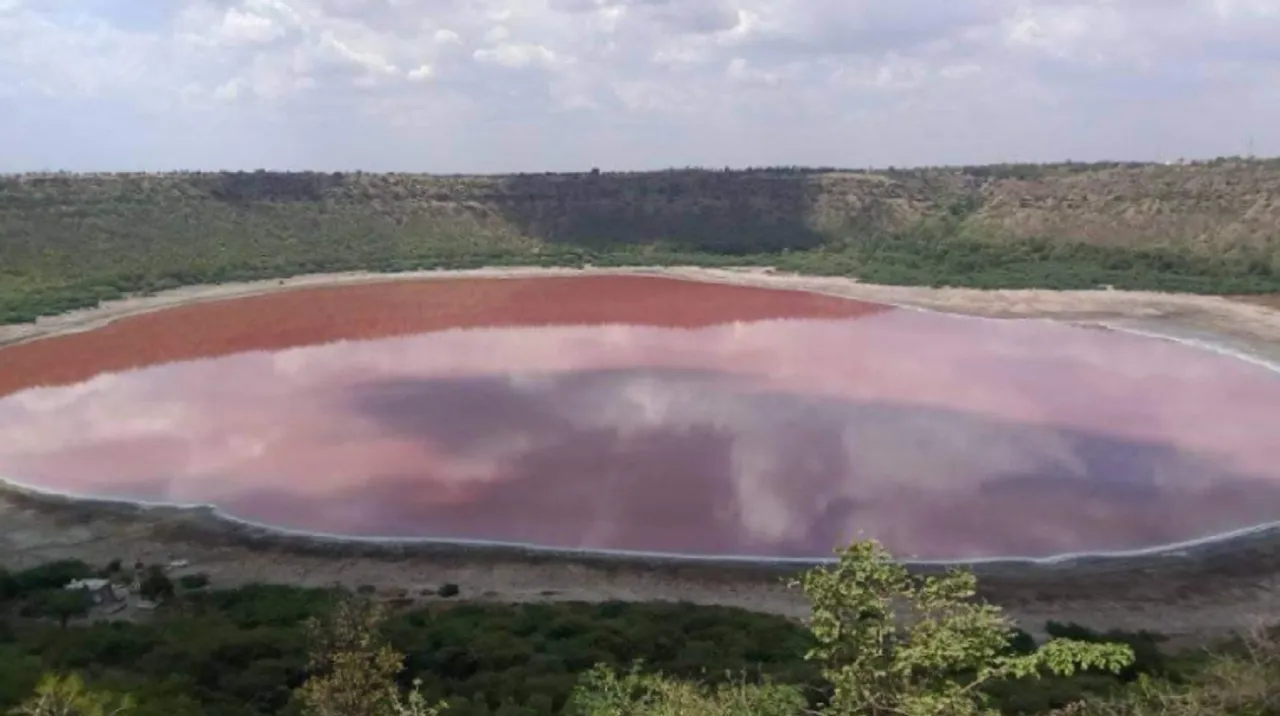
left=2, top=311, right=1280, bottom=560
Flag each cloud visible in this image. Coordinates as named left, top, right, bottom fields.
left=0, top=0, right=1277, bottom=171
left=473, top=42, right=562, bottom=69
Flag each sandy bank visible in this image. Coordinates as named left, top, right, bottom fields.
left=5, top=481, right=1280, bottom=645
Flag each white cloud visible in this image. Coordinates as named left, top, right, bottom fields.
left=213, top=78, right=242, bottom=100
left=483, top=25, right=510, bottom=43
left=0, top=0, right=1277, bottom=171
left=319, top=32, right=398, bottom=75
left=407, top=63, right=434, bottom=81
left=725, top=57, right=780, bottom=86
left=473, top=42, right=560, bottom=69
left=219, top=7, right=285, bottom=44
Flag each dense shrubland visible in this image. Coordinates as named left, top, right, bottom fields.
left=4, top=541, right=1271, bottom=716
left=3, top=160, right=1279, bottom=324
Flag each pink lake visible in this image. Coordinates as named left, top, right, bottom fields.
left=2, top=282, right=1280, bottom=561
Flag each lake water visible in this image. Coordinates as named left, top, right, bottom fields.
left=2, top=276, right=1280, bottom=561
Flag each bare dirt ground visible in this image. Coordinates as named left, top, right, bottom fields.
left=4, top=266, right=1280, bottom=644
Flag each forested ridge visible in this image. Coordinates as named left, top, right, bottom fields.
left=3, top=158, right=1280, bottom=324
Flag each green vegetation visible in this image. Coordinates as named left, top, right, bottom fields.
left=3, top=160, right=1279, bottom=324
left=795, top=541, right=1130, bottom=716
left=178, top=575, right=210, bottom=591
left=295, top=599, right=443, bottom=716
left=10, top=673, right=134, bottom=716
left=137, top=568, right=174, bottom=603
left=0, top=571, right=821, bottom=716
left=566, top=665, right=805, bottom=716
left=7, top=540, right=1269, bottom=716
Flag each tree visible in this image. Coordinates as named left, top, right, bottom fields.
left=567, top=540, right=1135, bottom=716
left=798, top=540, right=1135, bottom=716
left=295, top=597, right=446, bottom=716
left=5, top=562, right=92, bottom=596
left=0, top=569, right=16, bottom=602
left=42, top=591, right=90, bottom=629
left=176, top=574, right=209, bottom=591
left=394, top=680, right=448, bottom=716
left=9, top=673, right=134, bottom=716
left=137, top=568, right=173, bottom=603
left=0, top=645, right=42, bottom=709
left=567, top=663, right=805, bottom=716
left=1072, top=622, right=1280, bottom=716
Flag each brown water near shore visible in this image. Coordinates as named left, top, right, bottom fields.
left=0, top=276, right=887, bottom=396
left=3, top=275, right=1280, bottom=562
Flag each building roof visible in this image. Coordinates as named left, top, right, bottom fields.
left=65, top=578, right=112, bottom=591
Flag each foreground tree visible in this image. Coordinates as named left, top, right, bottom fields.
left=1071, top=622, right=1280, bottom=716
left=800, top=540, right=1134, bottom=716
left=9, top=674, right=133, bottom=716
left=567, top=663, right=806, bottom=716
left=295, top=597, right=445, bottom=716
left=573, top=539, right=1135, bottom=716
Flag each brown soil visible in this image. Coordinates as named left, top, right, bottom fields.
left=1232, top=294, right=1280, bottom=310
left=0, top=275, right=885, bottom=397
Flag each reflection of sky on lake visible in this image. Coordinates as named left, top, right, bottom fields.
left=2, top=309, right=1280, bottom=560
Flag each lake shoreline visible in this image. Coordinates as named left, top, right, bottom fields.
left=6, top=475, right=1280, bottom=646
left=4, top=266, right=1280, bottom=353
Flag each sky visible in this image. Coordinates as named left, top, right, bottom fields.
left=1, top=0, right=1278, bottom=173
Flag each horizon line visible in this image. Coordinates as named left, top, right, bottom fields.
left=3, top=155, right=1278, bottom=179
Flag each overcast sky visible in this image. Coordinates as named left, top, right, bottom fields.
left=1, top=0, right=1278, bottom=173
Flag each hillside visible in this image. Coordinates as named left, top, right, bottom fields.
left=2, top=158, right=1279, bottom=323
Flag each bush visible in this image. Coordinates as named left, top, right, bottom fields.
left=1, top=561, right=93, bottom=600
left=177, top=574, right=210, bottom=591
left=138, top=567, right=174, bottom=602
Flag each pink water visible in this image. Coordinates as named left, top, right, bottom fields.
left=3, top=291, right=1280, bottom=560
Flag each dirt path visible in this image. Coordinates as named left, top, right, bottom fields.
left=3, top=266, right=1280, bottom=644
